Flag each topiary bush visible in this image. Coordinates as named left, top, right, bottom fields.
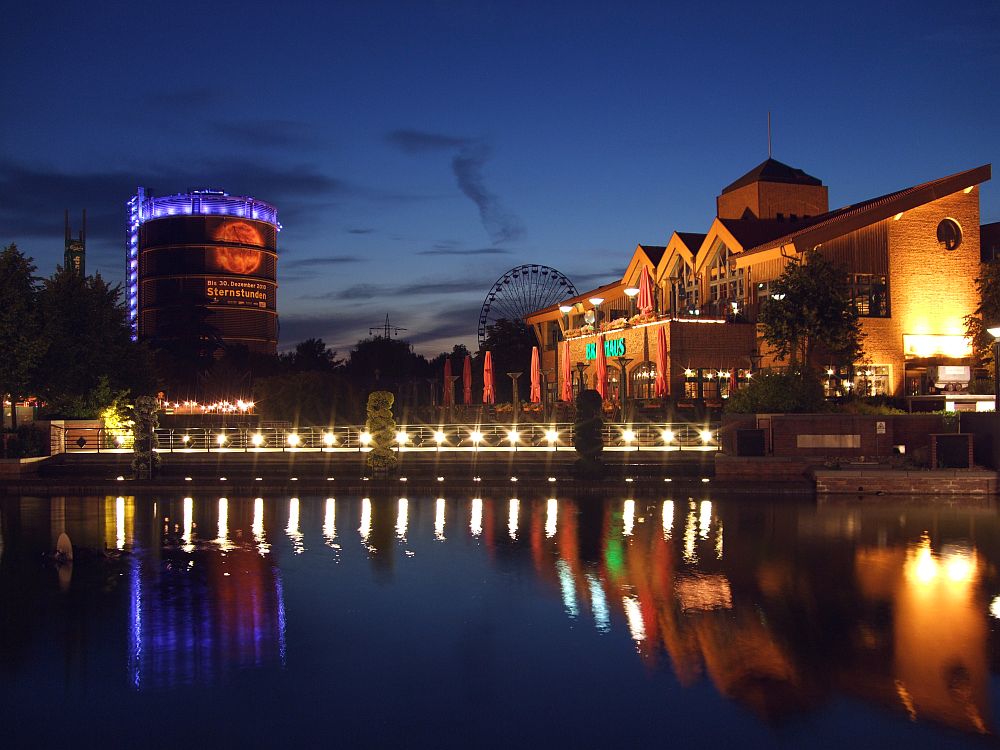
left=131, top=395, right=160, bottom=479
left=365, top=390, right=398, bottom=472
left=573, top=389, right=604, bottom=478
left=725, top=370, right=826, bottom=414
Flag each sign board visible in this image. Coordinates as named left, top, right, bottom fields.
left=206, top=278, right=272, bottom=308
left=876, top=421, right=886, bottom=434
left=585, top=337, right=626, bottom=360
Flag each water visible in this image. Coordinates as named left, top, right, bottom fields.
left=1, top=492, right=999, bottom=748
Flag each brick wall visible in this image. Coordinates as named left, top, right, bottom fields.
left=560, top=319, right=755, bottom=397
left=740, top=413, right=948, bottom=459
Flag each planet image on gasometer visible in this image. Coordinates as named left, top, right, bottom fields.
left=214, top=221, right=264, bottom=274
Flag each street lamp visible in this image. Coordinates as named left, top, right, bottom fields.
left=988, top=326, right=1000, bottom=410
left=588, top=297, right=604, bottom=327
left=624, top=287, right=639, bottom=317
left=559, top=304, right=573, bottom=332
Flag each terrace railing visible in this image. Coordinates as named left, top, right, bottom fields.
left=56, top=422, right=720, bottom=453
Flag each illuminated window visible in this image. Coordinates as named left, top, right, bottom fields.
left=849, top=274, right=889, bottom=318
left=706, top=239, right=744, bottom=317
left=631, top=361, right=658, bottom=400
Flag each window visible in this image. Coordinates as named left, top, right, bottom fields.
left=706, top=239, right=744, bottom=315
left=849, top=274, right=889, bottom=317
left=631, top=361, right=658, bottom=400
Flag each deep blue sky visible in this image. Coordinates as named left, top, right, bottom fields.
left=3, top=0, right=998, bottom=356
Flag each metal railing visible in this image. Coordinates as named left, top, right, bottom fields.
left=56, top=422, right=720, bottom=453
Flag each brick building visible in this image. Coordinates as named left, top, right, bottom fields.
left=526, top=159, right=992, bottom=403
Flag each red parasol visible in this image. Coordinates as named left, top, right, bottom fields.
left=655, top=325, right=669, bottom=397
left=637, top=266, right=655, bottom=316
left=595, top=333, right=608, bottom=399
left=530, top=346, right=541, bottom=403
left=482, top=351, right=496, bottom=404
left=560, top=340, right=573, bottom=401
left=443, top=357, right=453, bottom=406
left=463, top=355, right=473, bottom=404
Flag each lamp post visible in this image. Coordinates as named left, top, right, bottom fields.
left=615, top=356, right=634, bottom=420
left=624, top=288, right=639, bottom=318
left=588, top=297, right=604, bottom=328
left=575, top=361, right=589, bottom=395
left=507, top=372, right=522, bottom=419
left=559, top=304, right=573, bottom=333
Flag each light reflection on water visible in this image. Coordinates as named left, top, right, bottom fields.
left=2, top=493, right=1000, bottom=746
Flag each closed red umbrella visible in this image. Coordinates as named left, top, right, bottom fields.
left=443, top=357, right=453, bottom=406
left=638, top=266, right=655, bottom=316
left=729, top=367, right=738, bottom=396
left=595, top=333, right=608, bottom=399
left=655, top=325, right=668, bottom=397
left=482, top=351, right=495, bottom=404
left=463, top=355, right=473, bottom=404
left=530, top=346, right=541, bottom=403
left=560, top=340, right=573, bottom=401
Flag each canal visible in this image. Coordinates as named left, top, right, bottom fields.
left=0, top=493, right=997, bottom=747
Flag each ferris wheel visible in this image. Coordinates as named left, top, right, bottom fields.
left=478, top=264, right=578, bottom=348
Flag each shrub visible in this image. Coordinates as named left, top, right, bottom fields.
left=725, top=371, right=826, bottom=414
left=3, top=424, right=47, bottom=458
left=365, top=390, right=398, bottom=471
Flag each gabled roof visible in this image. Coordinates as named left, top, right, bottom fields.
left=739, top=163, right=992, bottom=259
left=657, top=231, right=703, bottom=281
left=721, top=158, right=823, bottom=194
left=718, top=218, right=814, bottom=250
left=676, top=232, right=707, bottom=256
left=638, top=244, right=666, bottom=266
left=624, top=243, right=665, bottom=286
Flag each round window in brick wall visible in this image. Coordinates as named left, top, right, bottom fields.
left=936, top=218, right=963, bottom=251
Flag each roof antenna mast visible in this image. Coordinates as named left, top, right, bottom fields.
left=767, top=111, right=772, bottom=159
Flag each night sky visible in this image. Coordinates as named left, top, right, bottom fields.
left=3, top=1, right=998, bottom=356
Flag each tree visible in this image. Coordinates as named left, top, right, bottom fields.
left=0, top=244, right=42, bottom=435
left=965, top=261, right=1000, bottom=374
left=254, top=370, right=361, bottom=425
left=290, top=338, right=340, bottom=372
left=759, top=252, right=863, bottom=371
left=345, top=336, right=429, bottom=394
left=36, top=267, right=156, bottom=417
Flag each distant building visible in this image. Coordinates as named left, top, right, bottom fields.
left=126, top=188, right=280, bottom=354
left=527, top=159, right=992, bottom=400
left=64, top=209, right=85, bottom=275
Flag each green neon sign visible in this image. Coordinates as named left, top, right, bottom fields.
left=585, top=337, right=626, bottom=360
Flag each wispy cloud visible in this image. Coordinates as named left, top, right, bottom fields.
left=386, top=130, right=470, bottom=153
left=283, top=255, right=365, bottom=270
left=386, top=128, right=525, bottom=244
left=214, top=119, right=319, bottom=149
left=0, top=157, right=351, bottom=274
left=348, top=227, right=374, bottom=234
left=417, top=246, right=510, bottom=256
